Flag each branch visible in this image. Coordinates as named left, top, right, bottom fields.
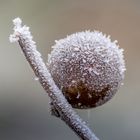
left=9, top=18, right=99, bottom=140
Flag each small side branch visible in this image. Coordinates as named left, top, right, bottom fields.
left=9, top=18, right=99, bottom=140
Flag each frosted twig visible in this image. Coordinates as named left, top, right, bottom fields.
left=9, top=18, right=99, bottom=140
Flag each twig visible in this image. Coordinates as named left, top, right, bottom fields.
left=9, top=18, right=99, bottom=140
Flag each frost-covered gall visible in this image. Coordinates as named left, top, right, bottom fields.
left=47, top=31, right=125, bottom=109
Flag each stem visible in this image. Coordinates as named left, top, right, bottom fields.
left=9, top=18, right=99, bottom=140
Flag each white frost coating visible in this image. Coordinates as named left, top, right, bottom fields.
left=10, top=18, right=99, bottom=140
left=9, top=18, right=33, bottom=44
left=13, top=17, right=22, bottom=26
left=76, top=92, right=80, bottom=99
left=48, top=31, right=126, bottom=108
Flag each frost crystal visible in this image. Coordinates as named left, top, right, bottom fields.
left=34, top=77, right=39, bottom=81
left=9, top=18, right=34, bottom=45
left=47, top=31, right=126, bottom=109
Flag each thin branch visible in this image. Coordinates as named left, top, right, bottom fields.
left=9, top=18, right=99, bottom=140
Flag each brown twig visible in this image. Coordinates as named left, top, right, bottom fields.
left=9, top=18, right=99, bottom=140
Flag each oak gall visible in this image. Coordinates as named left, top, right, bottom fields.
left=47, top=31, right=125, bottom=109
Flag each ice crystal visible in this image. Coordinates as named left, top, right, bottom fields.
left=9, top=18, right=34, bottom=45
left=34, top=77, right=39, bottom=81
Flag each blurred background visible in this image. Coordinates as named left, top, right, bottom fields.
left=0, top=0, right=139, bottom=140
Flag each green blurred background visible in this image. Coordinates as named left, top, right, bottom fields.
left=0, top=0, right=139, bottom=140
